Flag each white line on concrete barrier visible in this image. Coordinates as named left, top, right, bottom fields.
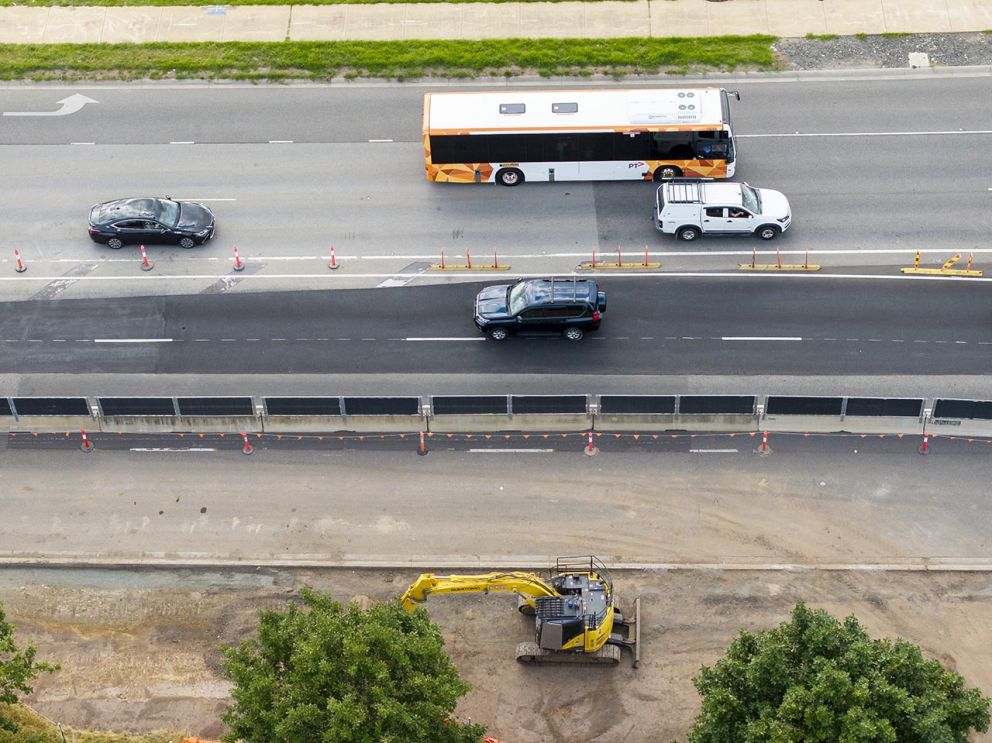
left=689, top=449, right=739, bottom=453
left=129, top=448, right=218, bottom=452
left=469, top=449, right=555, bottom=454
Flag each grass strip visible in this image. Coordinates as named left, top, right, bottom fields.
left=0, top=37, right=779, bottom=80
left=0, top=703, right=182, bottom=743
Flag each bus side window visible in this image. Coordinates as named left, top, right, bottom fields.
left=650, top=133, right=694, bottom=159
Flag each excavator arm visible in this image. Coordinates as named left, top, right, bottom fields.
left=401, top=571, right=559, bottom=611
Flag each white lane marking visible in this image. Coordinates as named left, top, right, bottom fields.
left=690, top=449, right=739, bottom=453
left=3, top=94, right=98, bottom=117
left=358, top=247, right=992, bottom=259
left=722, top=336, right=802, bottom=341
left=70, top=141, right=95, bottom=145
left=169, top=140, right=195, bottom=145
left=738, top=130, right=992, bottom=138
left=368, top=139, right=394, bottom=143
left=130, top=448, right=217, bottom=452
left=404, top=337, right=486, bottom=342
left=93, top=338, right=173, bottom=344
left=469, top=449, right=554, bottom=453
left=268, top=140, right=293, bottom=144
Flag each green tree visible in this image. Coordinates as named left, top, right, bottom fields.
left=688, top=601, right=990, bottom=743
left=221, top=588, right=485, bottom=743
left=0, top=600, right=58, bottom=733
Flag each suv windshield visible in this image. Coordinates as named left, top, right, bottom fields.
left=741, top=184, right=761, bottom=213
left=156, top=199, right=181, bottom=228
left=508, top=282, right=530, bottom=315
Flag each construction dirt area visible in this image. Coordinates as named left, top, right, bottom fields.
left=4, top=566, right=992, bottom=743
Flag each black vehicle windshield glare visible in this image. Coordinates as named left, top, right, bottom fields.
left=157, top=199, right=181, bottom=227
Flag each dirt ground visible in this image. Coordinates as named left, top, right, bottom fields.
left=3, top=567, right=991, bottom=743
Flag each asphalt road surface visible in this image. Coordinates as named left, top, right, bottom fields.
left=1, top=74, right=990, bottom=291
left=0, top=278, right=988, bottom=375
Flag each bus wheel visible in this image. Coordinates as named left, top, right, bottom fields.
left=654, top=165, right=682, bottom=181
left=497, top=168, right=524, bottom=187
left=757, top=225, right=780, bottom=240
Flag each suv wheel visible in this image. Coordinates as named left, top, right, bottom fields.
left=563, top=327, right=585, bottom=342
left=487, top=327, right=509, bottom=341
left=757, top=225, right=780, bottom=240
left=106, top=237, right=124, bottom=250
left=676, top=226, right=700, bottom=241
left=497, top=168, right=523, bottom=187
left=654, top=165, right=683, bottom=181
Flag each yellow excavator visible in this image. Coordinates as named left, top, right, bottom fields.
left=400, top=556, right=639, bottom=666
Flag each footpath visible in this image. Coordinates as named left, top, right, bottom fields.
left=0, top=0, right=990, bottom=44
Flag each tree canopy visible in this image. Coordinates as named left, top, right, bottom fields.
left=221, top=588, right=484, bottom=743
left=0, top=600, right=58, bottom=733
left=688, top=601, right=990, bottom=743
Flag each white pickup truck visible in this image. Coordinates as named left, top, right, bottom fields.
left=655, top=177, right=792, bottom=241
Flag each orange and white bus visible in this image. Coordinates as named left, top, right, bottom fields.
left=423, top=87, right=739, bottom=186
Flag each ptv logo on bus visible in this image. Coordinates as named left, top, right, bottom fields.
left=629, top=162, right=646, bottom=168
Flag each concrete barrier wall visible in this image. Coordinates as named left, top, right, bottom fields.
left=264, top=415, right=424, bottom=433
left=594, top=414, right=757, bottom=432
left=6, top=416, right=96, bottom=433
left=929, top=417, right=992, bottom=438
left=429, top=413, right=592, bottom=432
left=760, top=415, right=925, bottom=435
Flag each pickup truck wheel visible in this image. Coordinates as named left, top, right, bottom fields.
left=487, top=327, right=509, bottom=341
left=563, top=327, right=585, bottom=341
left=496, top=168, right=524, bottom=187
left=654, top=165, right=682, bottom=181
left=757, top=225, right=780, bottom=240
left=676, top=226, right=700, bottom=241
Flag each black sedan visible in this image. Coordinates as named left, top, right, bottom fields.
left=88, top=197, right=215, bottom=249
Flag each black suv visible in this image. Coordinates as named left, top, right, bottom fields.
left=474, top=278, right=606, bottom=341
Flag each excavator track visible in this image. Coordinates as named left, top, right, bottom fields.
left=515, top=642, right=622, bottom=665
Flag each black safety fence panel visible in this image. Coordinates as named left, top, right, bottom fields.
left=177, top=397, right=255, bottom=417
left=933, top=399, right=992, bottom=420
left=0, top=399, right=11, bottom=416
left=13, top=397, right=90, bottom=416
left=679, top=395, right=755, bottom=415
left=766, top=396, right=843, bottom=416
left=599, top=395, right=675, bottom=414
left=99, top=397, right=177, bottom=417
left=343, top=397, right=420, bottom=416
left=265, top=397, right=342, bottom=416
left=845, top=397, right=923, bottom=418
left=512, top=395, right=587, bottom=414
left=432, top=396, right=509, bottom=415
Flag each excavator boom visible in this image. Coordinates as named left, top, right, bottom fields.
left=401, top=571, right=558, bottom=611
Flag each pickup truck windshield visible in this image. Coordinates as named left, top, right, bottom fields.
left=741, top=184, right=761, bottom=213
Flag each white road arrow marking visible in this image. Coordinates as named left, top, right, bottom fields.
left=3, top=93, right=98, bottom=117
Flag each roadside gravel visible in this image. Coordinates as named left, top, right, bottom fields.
left=775, top=32, right=992, bottom=70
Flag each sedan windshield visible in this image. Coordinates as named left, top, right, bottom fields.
left=156, top=199, right=181, bottom=228
left=741, top=184, right=761, bottom=214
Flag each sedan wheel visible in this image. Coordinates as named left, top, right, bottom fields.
left=488, top=327, right=509, bottom=341
left=106, top=237, right=124, bottom=250
left=179, top=237, right=196, bottom=249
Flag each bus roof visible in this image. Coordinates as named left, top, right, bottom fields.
left=425, top=88, right=730, bottom=134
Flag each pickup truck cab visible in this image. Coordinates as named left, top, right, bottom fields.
left=655, top=177, right=791, bottom=241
